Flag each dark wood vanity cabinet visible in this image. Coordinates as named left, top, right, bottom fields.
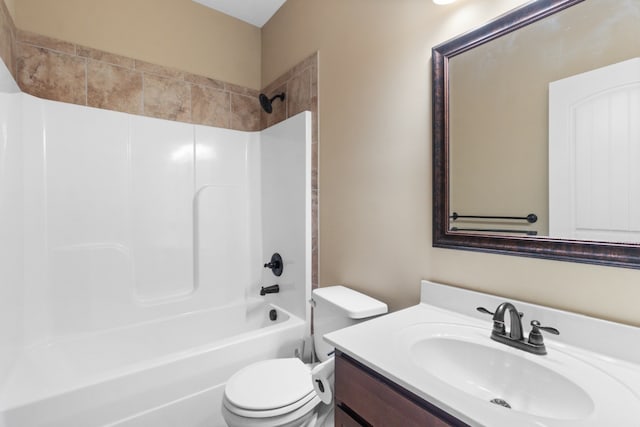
left=334, top=351, right=470, bottom=427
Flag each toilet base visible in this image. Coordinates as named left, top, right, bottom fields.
left=314, top=402, right=334, bottom=427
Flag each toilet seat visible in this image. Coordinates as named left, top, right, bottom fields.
left=224, top=392, right=318, bottom=418
left=223, top=358, right=319, bottom=419
left=222, top=394, right=321, bottom=427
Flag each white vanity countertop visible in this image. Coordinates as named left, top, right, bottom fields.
left=324, top=280, right=640, bottom=427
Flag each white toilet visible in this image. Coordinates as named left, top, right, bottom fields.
left=222, top=285, right=388, bottom=427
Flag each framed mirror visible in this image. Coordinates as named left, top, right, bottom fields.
left=432, top=0, right=640, bottom=268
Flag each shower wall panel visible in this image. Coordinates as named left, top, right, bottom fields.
left=42, top=100, right=132, bottom=336
left=20, top=96, right=258, bottom=345
left=261, top=52, right=318, bottom=290
left=260, top=112, right=312, bottom=322
left=194, top=126, right=260, bottom=303
left=130, top=116, right=194, bottom=302
left=0, top=84, right=23, bottom=384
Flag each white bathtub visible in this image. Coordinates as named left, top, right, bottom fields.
left=0, top=301, right=306, bottom=427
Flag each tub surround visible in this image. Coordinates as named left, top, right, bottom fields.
left=11, top=88, right=311, bottom=338
left=0, top=0, right=320, bottom=287
left=7, top=19, right=320, bottom=287
left=0, top=60, right=21, bottom=396
left=0, top=49, right=314, bottom=423
left=261, top=52, right=319, bottom=287
left=326, top=280, right=640, bottom=426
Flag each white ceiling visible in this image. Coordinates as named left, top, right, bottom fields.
left=193, top=0, right=287, bottom=28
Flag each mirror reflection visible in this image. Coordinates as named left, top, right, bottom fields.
left=448, top=0, right=640, bottom=243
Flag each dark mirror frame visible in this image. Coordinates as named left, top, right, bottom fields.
left=432, top=0, right=640, bottom=269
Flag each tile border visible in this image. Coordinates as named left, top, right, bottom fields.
left=14, top=29, right=261, bottom=131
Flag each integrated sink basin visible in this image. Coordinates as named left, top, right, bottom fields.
left=397, top=323, right=640, bottom=423
left=411, top=335, right=593, bottom=419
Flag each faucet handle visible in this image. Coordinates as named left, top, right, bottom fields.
left=531, top=320, right=560, bottom=335
left=477, top=306, right=506, bottom=335
left=476, top=306, right=494, bottom=316
left=477, top=306, right=524, bottom=318
left=264, top=253, right=283, bottom=276
left=528, top=320, right=559, bottom=345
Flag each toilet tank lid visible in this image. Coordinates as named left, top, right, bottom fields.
left=312, top=286, right=388, bottom=319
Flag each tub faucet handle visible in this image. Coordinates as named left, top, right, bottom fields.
left=264, top=253, right=283, bottom=276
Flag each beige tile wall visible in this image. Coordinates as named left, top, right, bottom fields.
left=0, top=0, right=15, bottom=79
left=261, top=52, right=319, bottom=288
left=14, top=30, right=262, bottom=131
left=5, top=22, right=320, bottom=288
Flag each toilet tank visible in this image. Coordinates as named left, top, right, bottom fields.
left=312, top=286, right=387, bottom=361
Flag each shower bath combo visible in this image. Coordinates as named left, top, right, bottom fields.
left=0, top=58, right=312, bottom=427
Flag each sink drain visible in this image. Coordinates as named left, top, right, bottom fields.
left=490, top=398, right=511, bottom=409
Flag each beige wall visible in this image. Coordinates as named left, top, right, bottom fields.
left=262, top=0, right=640, bottom=326
left=14, top=0, right=261, bottom=89
left=4, top=0, right=13, bottom=19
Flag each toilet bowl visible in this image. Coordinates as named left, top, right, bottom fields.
left=222, top=286, right=387, bottom=427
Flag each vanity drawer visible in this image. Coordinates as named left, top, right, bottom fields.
left=335, top=405, right=366, bottom=427
left=334, top=351, right=468, bottom=427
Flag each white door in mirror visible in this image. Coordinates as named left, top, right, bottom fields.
left=549, top=57, right=640, bottom=242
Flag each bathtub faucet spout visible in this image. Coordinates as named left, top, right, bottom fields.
left=260, top=284, right=280, bottom=296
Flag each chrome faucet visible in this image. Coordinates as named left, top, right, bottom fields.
left=477, top=302, right=559, bottom=355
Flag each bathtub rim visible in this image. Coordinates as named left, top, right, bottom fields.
left=0, top=302, right=307, bottom=413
